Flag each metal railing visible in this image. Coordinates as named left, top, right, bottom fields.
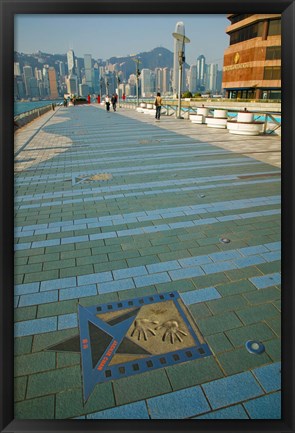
left=119, top=100, right=281, bottom=135
left=14, top=104, right=54, bottom=130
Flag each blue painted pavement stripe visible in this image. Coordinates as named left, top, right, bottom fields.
left=202, top=372, right=264, bottom=409
left=40, top=277, right=77, bottom=292
left=180, top=287, right=221, bottom=305
left=15, top=159, right=263, bottom=186
left=14, top=242, right=281, bottom=301
left=15, top=194, right=280, bottom=234
left=14, top=317, right=57, bottom=337
left=15, top=208, right=280, bottom=249
left=195, top=404, right=249, bottom=419
left=243, top=392, right=281, bottom=419
left=169, top=267, right=205, bottom=280
left=27, top=148, right=230, bottom=170
left=249, top=273, right=281, bottom=289
left=15, top=282, right=40, bottom=296
left=252, top=362, right=281, bottom=393
left=15, top=170, right=280, bottom=203
left=18, top=290, right=58, bottom=307
left=86, top=401, right=149, bottom=419
left=59, top=284, right=97, bottom=301
left=58, top=313, right=78, bottom=330
left=15, top=178, right=280, bottom=211
left=147, top=386, right=210, bottom=419
left=98, top=278, right=135, bottom=294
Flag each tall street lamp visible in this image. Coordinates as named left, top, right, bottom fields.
left=117, top=74, right=121, bottom=107
left=172, top=31, right=190, bottom=119
left=99, top=77, right=103, bottom=101
left=132, top=57, right=141, bottom=106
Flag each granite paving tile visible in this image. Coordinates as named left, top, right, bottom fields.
left=180, top=287, right=221, bottom=305
left=243, top=392, right=281, bottom=419
left=14, top=376, right=28, bottom=402
left=113, top=370, right=172, bottom=405
left=55, top=382, right=115, bottom=419
left=166, top=356, right=224, bottom=391
left=252, top=362, right=281, bottom=393
left=197, top=312, right=243, bottom=336
left=147, top=386, right=210, bottom=419
left=205, top=333, right=234, bottom=355
left=15, top=395, right=55, bottom=419
left=217, top=347, right=271, bottom=375
left=225, top=322, right=276, bottom=347
left=86, top=401, right=149, bottom=419
left=26, top=365, right=82, bottom=398
left=235, top=304, right=279, bottom=325
left=14, top=317, right=57, bottom=337
left=195, top=404, right=249, bottom=419
left=202, top=372, right=263, bottom=410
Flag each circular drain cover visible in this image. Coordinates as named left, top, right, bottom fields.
left=245, top=340, right=265, bottom=355
left=220, top=238, right=230, bottom=244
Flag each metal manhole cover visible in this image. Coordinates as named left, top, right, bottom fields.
left=46, top=291, right=211, bottom=402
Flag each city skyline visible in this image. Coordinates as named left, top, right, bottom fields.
left=15, top=15, right=229, bottom=68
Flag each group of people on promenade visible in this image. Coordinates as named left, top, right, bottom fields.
left=105, top=94, right=118, bottom=112
left=105, top=92, right=163, bottom=120
left=62, top=91, right=163, bottom=119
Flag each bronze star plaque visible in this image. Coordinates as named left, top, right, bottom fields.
left=46, top=291, right=211, bottom=402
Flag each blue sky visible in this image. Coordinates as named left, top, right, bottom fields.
left=15, top=15, right=230, bottom=67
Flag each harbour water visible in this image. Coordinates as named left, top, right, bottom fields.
left=14, top=100, right=62, bottom=115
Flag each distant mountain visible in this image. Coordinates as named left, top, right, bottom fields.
left=107, top=46, right=189, bottom=77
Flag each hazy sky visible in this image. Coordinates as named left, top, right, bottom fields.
left=15, top=15, right=230, bottom=67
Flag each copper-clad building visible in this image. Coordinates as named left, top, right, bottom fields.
left=222, top=14, right=281, bottom=100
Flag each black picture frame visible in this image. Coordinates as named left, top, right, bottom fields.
left=0, top=0, right=294, bottom=432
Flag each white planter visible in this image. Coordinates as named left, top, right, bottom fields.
left=227, top=121, right=264, bottom=135
left=237, top=112, right=254, bottom=122
left=197, top=107, right=209, bottom=116
left=146, top=103, right=153, bottom=109
left=136, top=107, right=144, bottom=113
left=206, top=117, right=227, bottom=129
left=214, top=109, right=227, bottom=118
left=190, top=114, right=205, bottom=124
left=140, top=102, right=146, bottom=108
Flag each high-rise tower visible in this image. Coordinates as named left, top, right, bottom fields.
left=196, top=55, right=206, bottom=90
left=67, top=49, right=76, bottom=75
left=172, top=21, right=186, bottom=97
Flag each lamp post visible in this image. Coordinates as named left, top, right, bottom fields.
left=117, top=74, right=121, bottom=107
left=132, top=57, right=141, bottom=106
left=172, top=31, right=190, bottom=119
left=99, top=77, right=103, bottom=102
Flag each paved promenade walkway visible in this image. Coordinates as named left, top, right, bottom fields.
left=14, top=104, right=281, bottom=419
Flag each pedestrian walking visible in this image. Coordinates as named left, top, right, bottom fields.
left=154, top=92, right=163, bottom=120
left=105, top=95, right=111, bottom=111
left=111, top=94, right=117, bottom=111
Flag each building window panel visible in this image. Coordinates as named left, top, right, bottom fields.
left=266, top=46, right=281, bottom=60
left=229, top=14, right=253, bottom=25
left=229, top=22, right=263, bottom=45
left=268, top=19, right=281, bottom=36
left=263, top=66, right=281, bottom=80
